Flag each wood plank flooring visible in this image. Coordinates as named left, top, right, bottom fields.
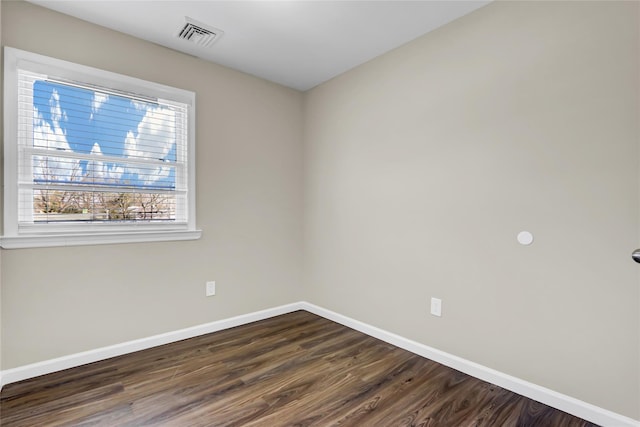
left=1, top=310, right=598, bottom=426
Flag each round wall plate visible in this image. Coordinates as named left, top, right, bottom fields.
left=517, top=231, right=534, bottom=246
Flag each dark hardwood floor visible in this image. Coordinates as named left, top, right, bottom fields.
left=1, top=310, right=597, bottom=426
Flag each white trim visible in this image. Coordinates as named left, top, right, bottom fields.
left=0, top=229, right=202, bottom=249
left=2, top=47, right=199, bottom=248
left=0, top=302, right=302, bottom=388
left=299, top=302, right=640, bottom=427
left=1, top=301, right=637, bottom=426
left=4, top=47, right=20, bottom=237
left=6, top=47, right=195, bottom=105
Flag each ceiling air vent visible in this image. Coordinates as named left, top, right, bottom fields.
left=177, top=17, right=223, bottom=48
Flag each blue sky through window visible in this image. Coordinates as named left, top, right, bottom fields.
left=32, top=80, right=177, bottom=191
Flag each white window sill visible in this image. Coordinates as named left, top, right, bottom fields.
left=0, top=230, right=202, bottom=249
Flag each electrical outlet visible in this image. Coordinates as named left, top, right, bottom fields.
left=206, top=281, right=216, bottom=297
left=430, top=297, right=442, bottom=317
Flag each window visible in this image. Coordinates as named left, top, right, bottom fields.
left=2, top=47, right=201, bottom=248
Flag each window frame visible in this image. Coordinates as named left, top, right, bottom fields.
left=2, top=47, right=201, bottom=248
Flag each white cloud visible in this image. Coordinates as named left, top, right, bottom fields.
left=33, top=90, right=174, bottom=188
left=33, top=90, right=69, bottom=151
left=33, top=154, right=81, bottom=184
left=124, top=106, right=176, bottom=185
left=86, top=142, right=124, bottom=184
left=33, top=108, right=69, bottom=151
left=125, top=106, right=176, bottom=160
left=90, top=93, right=109, bottom=120
left=92, top=93, right=109, bottom=112
left=49, top=90, right=63, bottom=123
left=33, top=92, right=80, bottom=183
left=132, top=100, right=148, bottom=112
left=123, top=131, right=141, bottom=159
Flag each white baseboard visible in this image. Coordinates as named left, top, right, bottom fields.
left=299, top=302, right=639, bottom=427
left=0, top=302, right=303, bottom=389
left=1, top=301, right=637, bottom=426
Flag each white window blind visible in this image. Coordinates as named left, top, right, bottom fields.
left=3, top=47, right=200, bottom=248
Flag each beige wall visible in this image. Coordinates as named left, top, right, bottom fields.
left=303, top=0, right=639, bottom=419
left=2, top=0, right=639, bottom=422
left=0, top=1, right=303, bottom=367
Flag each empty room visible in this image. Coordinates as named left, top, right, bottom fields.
left=0, top=0, right=638, bottom=425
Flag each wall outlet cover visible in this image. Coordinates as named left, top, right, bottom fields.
left=430, top=297, right=442, bottom=317
left=206, top=281, right=216, bottom=296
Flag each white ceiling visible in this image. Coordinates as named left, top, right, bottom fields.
left=27, top=1, right=490, bottom=91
